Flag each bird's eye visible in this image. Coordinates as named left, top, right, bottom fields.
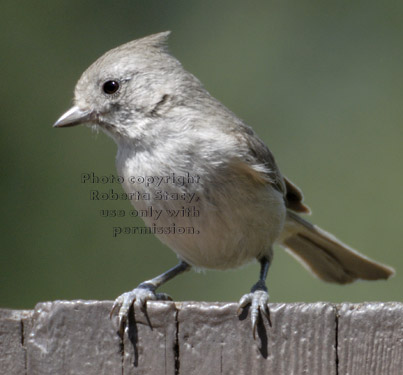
left=103, top=80, right=120, bottom=95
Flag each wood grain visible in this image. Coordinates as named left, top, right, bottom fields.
left=0, top=301, right=401, bottom=374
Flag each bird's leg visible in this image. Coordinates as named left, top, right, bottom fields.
left=111, top=260, right=191, bottom=331
left=238, top=256, right=272, bottom=338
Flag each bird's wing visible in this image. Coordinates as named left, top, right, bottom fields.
left=238, top=125, right=310, bottom=214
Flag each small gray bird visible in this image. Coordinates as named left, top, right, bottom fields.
left=54, top=31, right=394, bottom=337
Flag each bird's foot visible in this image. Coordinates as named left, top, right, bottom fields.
left=110, top=283, right=172, bottom=334
left=238, top=281, right=271, bottom=339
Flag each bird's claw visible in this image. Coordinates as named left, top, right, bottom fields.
left=238, top=289, right=271, bottom=339
left=110, top=287, right=172, bottom=334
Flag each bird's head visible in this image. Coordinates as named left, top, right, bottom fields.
left=54, top=31, right=197, bottom=142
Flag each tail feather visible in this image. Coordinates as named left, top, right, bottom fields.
left=278, top=211, right=394, bottom=284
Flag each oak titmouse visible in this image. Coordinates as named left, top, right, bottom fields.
left=54, top=32, right=394, bottom=336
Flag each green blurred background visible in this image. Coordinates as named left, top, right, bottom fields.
left=1, top=0, right=402, bottom=310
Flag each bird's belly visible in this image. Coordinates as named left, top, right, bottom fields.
left=122, top=181, right=286, bottom=270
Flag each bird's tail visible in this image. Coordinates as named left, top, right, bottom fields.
left=277, top=211, right=394, bottom=284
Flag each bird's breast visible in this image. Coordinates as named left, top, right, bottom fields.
left=116, top=152, right=286, bottom=270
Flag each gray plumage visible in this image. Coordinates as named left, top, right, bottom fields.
left=54, top=32, right=394, bottom=336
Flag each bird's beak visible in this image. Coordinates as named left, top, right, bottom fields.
left=53, top=106, right=93, bottom=128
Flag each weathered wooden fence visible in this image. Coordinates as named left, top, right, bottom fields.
left=0, top=301, right=402, bottom=374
